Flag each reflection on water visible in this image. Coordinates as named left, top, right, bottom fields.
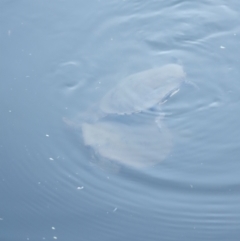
left=82, top=113, right=172, bottom=169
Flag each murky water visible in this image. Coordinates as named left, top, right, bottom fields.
left=1, top=0, right=240, bottom=240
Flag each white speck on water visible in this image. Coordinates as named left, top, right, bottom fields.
left=169, top=88, right=179, bottom=97
left=113, top=207, right=118, bottom=212
left=61, top=61, right=78, bottom=66
left=52, top=227, right=55, bottom=230
left=9, top=110, right=12, bottom=113
left=46, top=134, right=49, bottom=137
left=209, top=102, right=219, bottom=108
left=49, top=157, right=54, bottom=161
left=53, top=236, right=57, bottom=239
left=220, top=46, right=225, bottom=49
left=77, top=186, right=84, bottom=190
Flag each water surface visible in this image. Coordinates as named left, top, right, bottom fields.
left=1, top=0, right=240, bottom=241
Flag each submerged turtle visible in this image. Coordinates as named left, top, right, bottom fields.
left=99, top=64, right=185, bottom=116
left=80, top=64, right=186, bottom=169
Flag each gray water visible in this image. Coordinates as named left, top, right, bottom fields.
left=1, top=0, right=240, bottom=240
